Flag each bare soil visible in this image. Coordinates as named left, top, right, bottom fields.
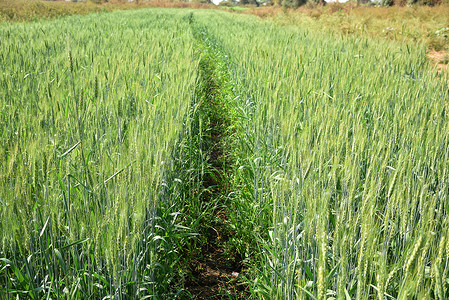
left=427, top=50, right=449, bottom=74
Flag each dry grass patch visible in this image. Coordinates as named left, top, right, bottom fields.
left=0, top=0, right=214, bottom=22
left=427, top=50, right=449, bottom=78
left=247, top=5, right=449, bottom=46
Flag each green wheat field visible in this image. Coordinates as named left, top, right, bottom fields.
left=1, top=8, right=448, bottom=299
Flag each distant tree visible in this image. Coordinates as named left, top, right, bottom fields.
left=380, top=0, right=393, bottom=5
left=239, top=0, right=262, bottom=5
left=219, top=0, right=237, bottom=6
left=281, top=0, right=306, bottom=8
left=194, top=0, right=212, bottom=3
left=308, top=0, right=326, bottom=5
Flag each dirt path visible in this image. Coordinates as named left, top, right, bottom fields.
left=427, top=50, right=449, bottom=74
left=183, top=19, right=247, bottom=299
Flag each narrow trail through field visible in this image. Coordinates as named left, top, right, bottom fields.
left=183, top=16, right=247, bottom=299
